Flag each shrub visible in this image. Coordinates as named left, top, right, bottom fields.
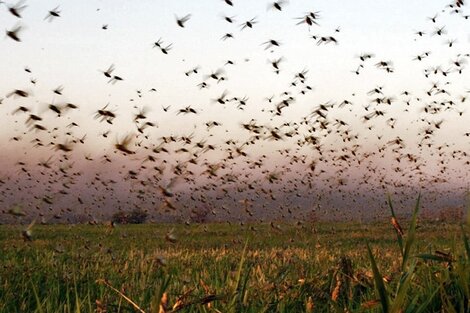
left=112, top=208, right=148, bottom=224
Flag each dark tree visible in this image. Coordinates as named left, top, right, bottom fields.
left=112, top=209, right=148, bottom=224
left=128, top=208, right=148, bottom=224
left=111, top=211, right=128, bottom=224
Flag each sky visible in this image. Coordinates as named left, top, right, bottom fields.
left=0, top=0, right=469, bottom=223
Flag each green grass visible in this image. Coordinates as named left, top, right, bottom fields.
left=0, top=218, right=468, bottom=312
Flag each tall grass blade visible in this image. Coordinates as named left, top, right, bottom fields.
left=31, top=281, right=45, bottom=313
left=388, top=194, right=404, bottom=256
left=228, top=239, right=249, bottom=312
left=407, top=287, right=439, bottom=313
left=151, top=275, right=171, bottom=313
left=402, top=194, right=421, bottom=271
left=367, top=243, right=389, bottom=313
left=96, top=279, right=146, bottom=313
left=390, top=262, right=416, bottom=312
left=74, top=273, right=81, bottom=313
left=461, top=224, right=470, bottom=261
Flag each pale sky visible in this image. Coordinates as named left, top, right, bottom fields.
left=0, top=0, right=469, bottom=221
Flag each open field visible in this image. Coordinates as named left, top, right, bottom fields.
left=1, top=219, right=469, bottom=312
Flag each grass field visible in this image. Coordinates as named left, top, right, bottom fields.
left=1, top=213, right=469, bottom=313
